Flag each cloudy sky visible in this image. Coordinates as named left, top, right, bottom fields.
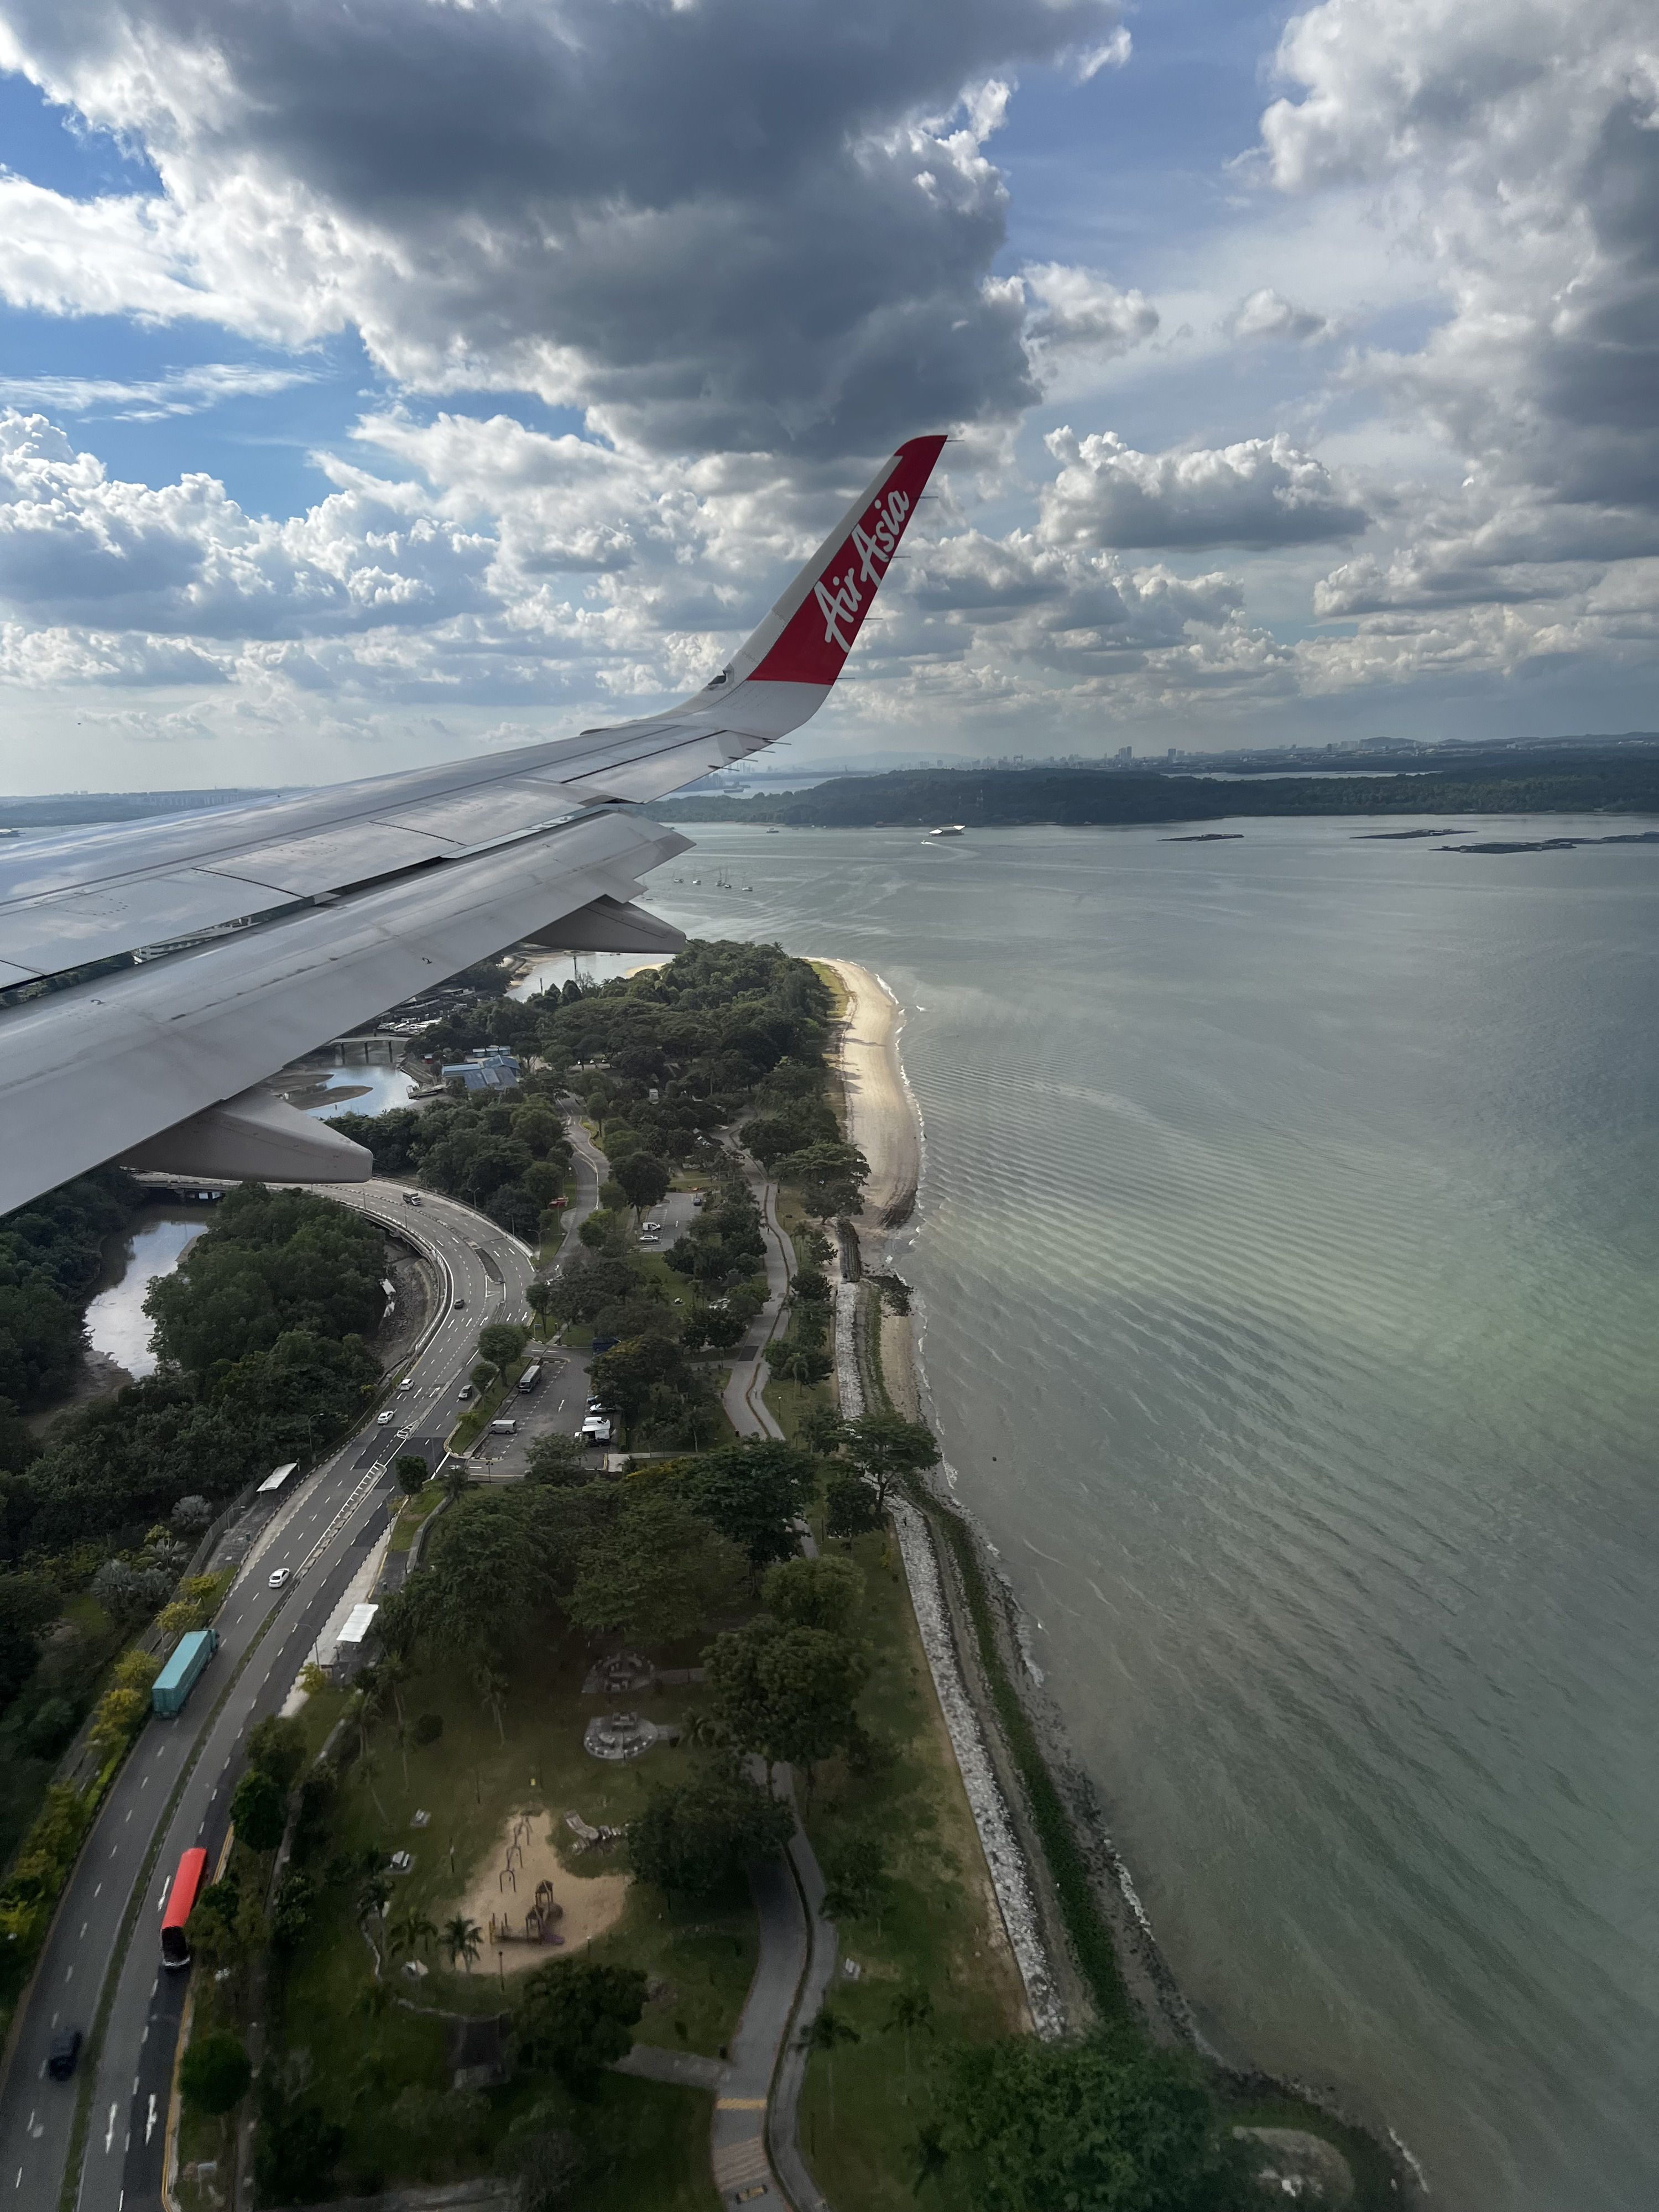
left=0, top=0, right=1654, bottom=787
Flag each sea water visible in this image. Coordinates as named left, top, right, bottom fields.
left=643, top=815, right=1659, bottom=2212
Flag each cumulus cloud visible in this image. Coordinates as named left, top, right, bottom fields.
left=0, top=409, right=495, bottom=641
left=0, top=0, right=1125, bottom=458
left=1262, top=0, right=1659, bottom=616
left=1225, top=288, right=1331, bottom=343
left=1022, top=264, right=1160, bottom=374
left=1039, top=427, right=1369, bottom=549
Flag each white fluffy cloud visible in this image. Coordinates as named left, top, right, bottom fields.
left=1039, top=429, right=1369, bottom=549
left=0, top=0, right=1656, bottom=760
left=1225, top=288, right=1332, bottom=344
left=1262, top=0, right=1659, bottom=618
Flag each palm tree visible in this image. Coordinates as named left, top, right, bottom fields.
left=798, top=2005, right=860, bottom=2128
left=377, top=1652, right=410, bottom=1726
left=356, top=1745, right=390, bottom=1825
left=356, top=1871, right=393, bottom=1927
left=442, top=1914, right=483, bottom=1974
left=389, top=1910, right=437, bottom=1965
left=474, top=1661, right=509, bottom=1744
left=444, top=1460, right=472, bottom=1504
left=885, top=1985, right=933, bottom=2103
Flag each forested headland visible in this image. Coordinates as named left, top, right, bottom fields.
left=651, top=747, right=1659, bottom=829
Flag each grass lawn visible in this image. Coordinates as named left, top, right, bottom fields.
left=269, top=1617, right=752, bottom=2203
left=388, top=1487, right=444, bottom=1552
left=790, top=1521, right=1027, bottom=2212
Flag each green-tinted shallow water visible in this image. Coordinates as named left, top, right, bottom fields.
left=645, top=814, right=1659, bottom=2211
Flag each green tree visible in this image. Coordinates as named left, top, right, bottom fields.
left=394, top=1452, right=428, bottom=1499
left=568, top=1495, right=745, bottom=1647
left=443, top=1914, right=483, bottom=1974
left=773, top=1140, right=869, bottom=1222
left=254, top=2092, right=344, bottom=2206
left=231, top=1767, right=286, bottom=1854
left=762, top=1554, right=863, bottom=1636
left=475, top=1660, right=509, bottom=1743
left=246, top=1714, right=306, bottom=1794
left=513, top=1959, right=648, bottom=2088
left=180, top=2031, right=252, bottom=2115
left=799, top=2005, right=860, bottom=2127
left=945, top=2036, right=1254, bottom=2212
left=821, top=1830, right=891, bottom=1932
left=612, top=1152, right=672, bottom=1217
left=587, top=1333, right=696, bottom=1434
left=845, top=1411, right=940, bottom=1507
left=674, top=1439, right=817, bottom=1566
left=269, top=1869, right=316, bottom=1954
left=885, top=1985, right=934, bottom=2104
left=703, top=1618, right=870, bottom=1787
left=525, top=1432, right=586, bottom=1485
left=626, top=1768, right=795, bottom=1901
left=525, top=1279, right=556, bottom=1337
left=477, top=1321, right=530, bottom=1370
left=824, top=1472, right=882, bottom=1540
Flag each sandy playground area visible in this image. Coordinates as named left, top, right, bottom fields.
left=456, top=1811, right=628, bottom=1973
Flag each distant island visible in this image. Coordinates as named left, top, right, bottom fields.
left=651, top=747, right=1659, bottom=830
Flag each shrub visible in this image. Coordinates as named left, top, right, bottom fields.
left=180, top=2031, right=252, bottom=2116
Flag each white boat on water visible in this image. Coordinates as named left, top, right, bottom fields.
left=929, top=823, right=966, bottom=838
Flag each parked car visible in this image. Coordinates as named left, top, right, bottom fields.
left=47, top=2028, right=81, bottom=2080
left=268, top=1567, right=291, bottom=1590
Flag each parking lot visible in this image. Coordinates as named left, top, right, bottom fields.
left=466, top=1186, right=703, bottom=1476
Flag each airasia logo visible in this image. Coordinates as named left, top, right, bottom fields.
left=813, top=486, right=912, bottom=653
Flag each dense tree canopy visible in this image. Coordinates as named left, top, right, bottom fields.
left=627, top=1767, right=794, bottom=1900
left=945, top=2037, right=1254, bottom=2212
left=146, top=1185, right=385, bottom=1371
left=513, top=1960, right=648, bottom=2088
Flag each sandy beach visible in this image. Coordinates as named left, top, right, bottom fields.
left=817, top=958, right=920, bottom=1229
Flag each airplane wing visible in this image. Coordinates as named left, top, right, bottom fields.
left=0, top=434, right=946, bottom=1213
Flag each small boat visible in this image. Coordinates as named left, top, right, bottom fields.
left=928, top=824, right=966, bottom=838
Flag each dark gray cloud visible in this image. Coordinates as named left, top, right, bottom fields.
left=2, top=0, right=1121, bottom=458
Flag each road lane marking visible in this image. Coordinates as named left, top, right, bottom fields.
left=64, top=1966, right=71, bottom=1981
left=145, top=2093, right=158, bottom=2145
left=105, top=2104, right=117, bottom=2153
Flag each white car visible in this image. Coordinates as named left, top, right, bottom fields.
left=376, top=1410, right=394, bottom=1425
left=268, top=1567, right=291, bottom=1590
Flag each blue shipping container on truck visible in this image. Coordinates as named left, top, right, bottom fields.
left=152, top=1627, right=220, bottom=1717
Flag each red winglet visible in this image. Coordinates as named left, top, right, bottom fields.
left=749, top=435, right=946, bottom=686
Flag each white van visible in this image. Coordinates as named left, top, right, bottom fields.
left=489, top=1418, right=518, bottom=1436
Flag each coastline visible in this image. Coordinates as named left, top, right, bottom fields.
left=815, top=958, right=920, bottom=1228
left=818, top=954, right=1414, bottom=2206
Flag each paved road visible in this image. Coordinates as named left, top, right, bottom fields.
left=721, top=1172, right=791, bottom=1444
left=0, top=1181, right=533, bottom=2212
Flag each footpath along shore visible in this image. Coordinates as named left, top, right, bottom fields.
left=815, top=956, right=1416, bottom=2206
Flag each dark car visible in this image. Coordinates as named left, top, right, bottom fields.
left=47, top=2027, right=81, bottom=2080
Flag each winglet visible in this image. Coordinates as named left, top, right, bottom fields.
left=734, top=434, right=947, bottom=689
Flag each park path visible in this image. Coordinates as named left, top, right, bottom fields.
left=720, top=1167, right=791, bottom=1442
left=704, top=1159, right=838, bottom=2211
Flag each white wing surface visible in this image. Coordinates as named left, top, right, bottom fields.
left=0, top=436, right=946, bottom=1213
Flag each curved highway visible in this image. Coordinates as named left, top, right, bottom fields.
left=0, top=1179, right=536, bottom=2212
